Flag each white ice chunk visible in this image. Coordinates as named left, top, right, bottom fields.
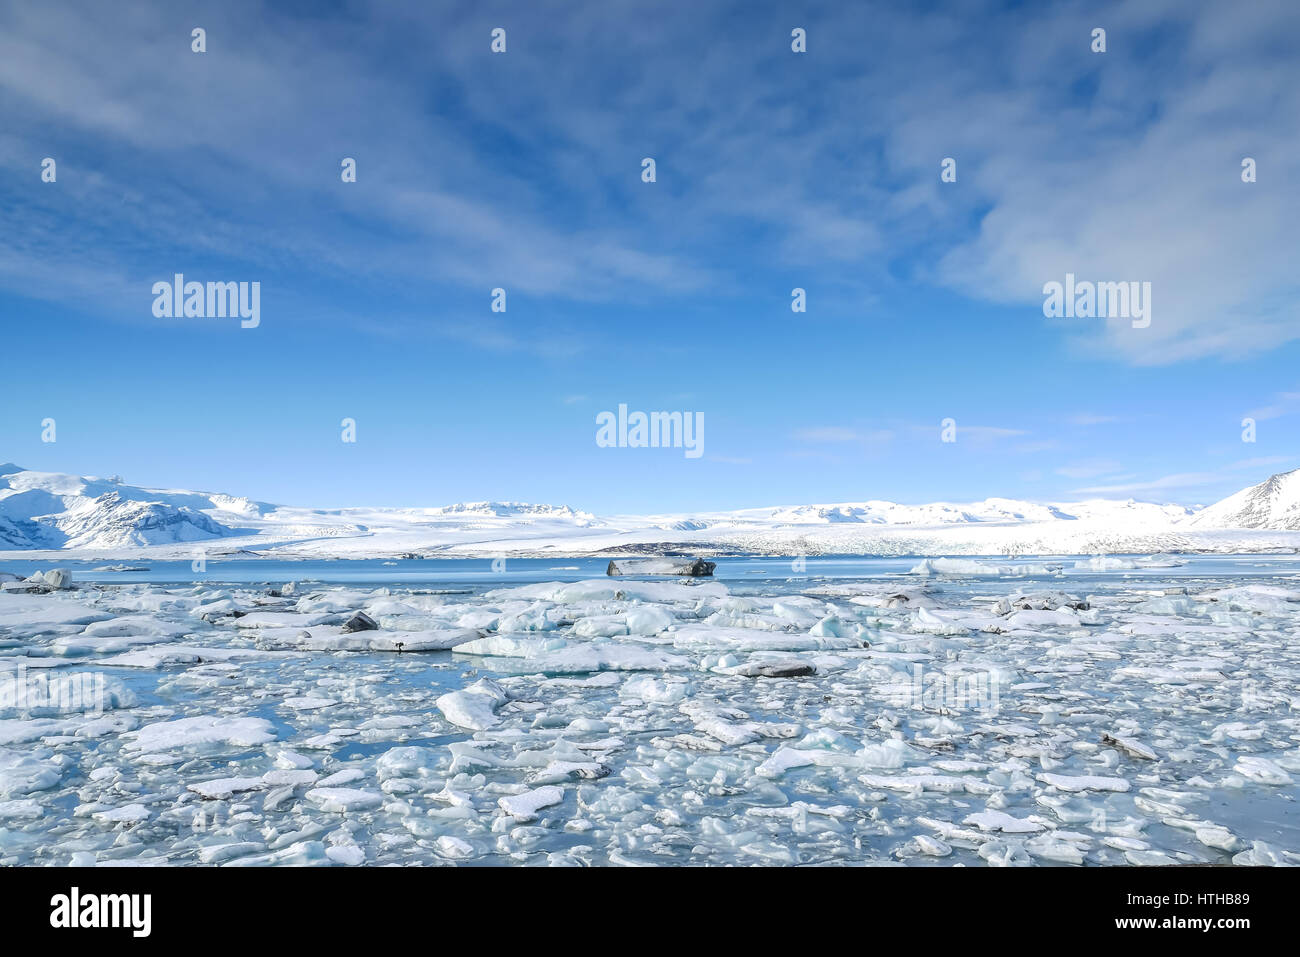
left=436, top=678, right=509, bottom=730
left=305, top=788, right=384, bottom=812
left=1037, top=773, right=1131, bottom=792
left=124, top=716, right=276, bottom=752
left=498, top=785, right=564, bottom=821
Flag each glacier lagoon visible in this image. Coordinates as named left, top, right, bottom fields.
left=0, top=555, right=1296, bottom=866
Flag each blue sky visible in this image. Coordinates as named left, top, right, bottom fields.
left=1, top=0, right=1298, bottom=512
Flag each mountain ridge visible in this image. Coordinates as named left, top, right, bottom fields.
left=1188, top=468, right=1300, bottom=530
left=0, top=462, right=1295, bottom=557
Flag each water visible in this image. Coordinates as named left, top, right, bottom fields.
left=7, top=552, right=1300, bottom=587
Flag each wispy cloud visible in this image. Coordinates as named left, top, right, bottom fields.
left=794, top=427, right=894, bottom=444
left=1055, top=459, right=1126, bottom=480
left=1071, top=472, right=1224, bottom=495
left=956, top=426, right=1028, bottom=443
left=1068, top=414, right=1124, bottom=427
left=4, top=0, right=1294, bottom=366
left=1071, top=456, right=1296, bottom=496
left=1245, top=391, right=1300, bottom=422
left=1227, top=455, right=1296, bottom=472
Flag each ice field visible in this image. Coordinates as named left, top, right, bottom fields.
left=1, top=556, right=1296, bottom=866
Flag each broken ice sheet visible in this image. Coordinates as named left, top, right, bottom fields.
left=0, top=560, right=1296, bottom=866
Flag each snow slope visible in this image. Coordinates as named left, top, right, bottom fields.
left=0, top=464, right=247, bottom=549
left=1189, top=468, right=1300, bottom=531
left=2, top=462, right=1298, bottom=558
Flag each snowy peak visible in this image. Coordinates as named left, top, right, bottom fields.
left=56, top=491, right=231, bottom=548
left=0, top=466, right=603, bottom=551
left=1191, top=468, right=1300, bottom=530
left=0, top=467, right=245, bottom=549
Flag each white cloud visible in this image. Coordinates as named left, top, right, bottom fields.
left=1071, top=456, right=1297, bottom=496
left=794, top=427, right=894, bottom=445
left=1, top=0, right=1294, bottom=367
left=794, top=427, right=861, bottom=443
left=1068, top=414, right=1123, bottom=427
left=1055, top=459, right=1125, bottom=480
left=956, top=426, right=1028, bottom=443
left=1245, top=391, right=1300, bottom=422
left=1071, top=472, right=1223, bottom=495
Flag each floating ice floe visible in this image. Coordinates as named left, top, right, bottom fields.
left=1037, top=773, right=1131, bottom=793
left=1074, top=554, right=1187, bottom=571
left=0, top=749, right=64, bottom=797
left=498, top=785, right=565, bottom=821
left=910, top=558, right=1063, bottom=577
left=436, top=678, right=510, bottom=730
left=606, top=558, right=715, bottom=577
left=123, top=716, right=276, bottom=753
left=288, top=626, right=481, bottom=652
left=457, top=636, right=691, bottom=675
left=305, top=787, right=384, bottom=812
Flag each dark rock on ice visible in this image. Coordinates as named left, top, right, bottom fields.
left=737, top=660, right=816, bottom=678
left=341, top=611, right=379, bottom=633
left=607, top=558, right=716, bottom=577
left=992, top=591, right=1088, bottom=615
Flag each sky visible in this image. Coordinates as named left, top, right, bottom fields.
left=1, top=0, right=1298, bottom=513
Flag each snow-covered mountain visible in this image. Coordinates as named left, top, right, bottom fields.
left=0, top=464, right=246, bottom=549
left=721, top=498, right=1194, bottom=527
left=1188, top=468, right=1300, bottom=530
left=2, top=462, right=1299, bottom=558
left=0, top=465, right=605, bottom=554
